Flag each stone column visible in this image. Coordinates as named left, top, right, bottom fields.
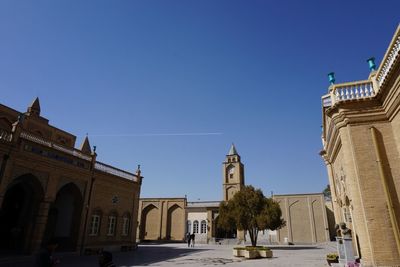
left=30, top=172, right=59, bottom=252
left=159, top=201, right=164, bottom=240
left=29, top=200, right=52, bottom=251
left=161, top=201, right=169, bottom=240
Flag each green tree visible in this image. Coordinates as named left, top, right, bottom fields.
left=217, top=185, right=285, bottom=246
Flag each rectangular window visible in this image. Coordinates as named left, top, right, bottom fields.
left=89, top=215, right=100, bottom=236
left=122, top=217, right=130, bottom=236
left=107, top=216, right=116, bottom=236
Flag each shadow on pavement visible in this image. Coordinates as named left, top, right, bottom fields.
left=0, top=245, right=209, bottom=267
left=271, top=246, right=322, bottom=250
left=115, top=245, right=209, bottom=266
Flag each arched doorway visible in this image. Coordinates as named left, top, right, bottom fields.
left=44, top=183, right=83, bottom=251
left=166, top=204, right=184, bottom=240
left=0, top=174, right=44, bottom=252
left=140, top=204, right=159, bottom=240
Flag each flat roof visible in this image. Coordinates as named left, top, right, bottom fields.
left=187, top=201, right=221, bottom=208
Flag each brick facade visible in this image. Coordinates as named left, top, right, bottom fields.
left=0, top=99, right=142, bottom=254
left=320, top=25, right=400, bottom=266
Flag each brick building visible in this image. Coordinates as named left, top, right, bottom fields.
left=320, top=25, right=400, bottom=266
left=0, top=98, right=142, bottom=254
left=273, top=193, right=330, bottom=244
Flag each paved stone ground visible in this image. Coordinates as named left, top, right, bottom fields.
left=0, top=242, right=337, bottom=267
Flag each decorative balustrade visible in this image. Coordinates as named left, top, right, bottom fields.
left=0, top=129, right=12, bottom=142
left=20, top=131, right=92, bottom=161
left=333, top=80, right=375, bottom=102
left=94, top=162, right=138, bottom=182
left=377, top=31, right=400, bottom=87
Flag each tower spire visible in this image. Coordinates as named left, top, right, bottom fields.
left=228, top=143, right=238, bottom=155
left=80, top=135, right=92, bottom=154
left=27, top=97, right=41, bottom=116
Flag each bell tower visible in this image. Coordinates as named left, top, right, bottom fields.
left=222, top=143, right=245, bottom=201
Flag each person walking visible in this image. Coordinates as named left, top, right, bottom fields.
left=190, top=233, right=195, bottom=247
left=186, top=232, right=191, bottom=247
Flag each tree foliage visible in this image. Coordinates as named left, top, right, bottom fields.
left=217, top=185, right=285, bottom=246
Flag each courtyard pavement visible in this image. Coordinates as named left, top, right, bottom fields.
left=0, top=242, right=337, bottom=267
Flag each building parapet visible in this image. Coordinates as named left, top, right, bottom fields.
left=20, top=131, right=138, bottom=182
left=94, top=161, right=138, bottom=182
left=322, top=25, right=400, bottom=111
left=187, top=201, right=221, bottom=208
left=376, top=25, right=400, bottom=87
left=332, top=80, right=375, bottom=102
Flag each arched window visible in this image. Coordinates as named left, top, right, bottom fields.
left=187, top=220, right=192, bottom=233
left=200, top=220, right=207, bottom=234
left=193, top=220, right=199, bottom=234
left=227, top=165, right=235, bottom=179
left=89, top=210, right=102, bottom=236
left=122, top=214, right=130, bottom=236
left=107, top=212, right=117, bottom=236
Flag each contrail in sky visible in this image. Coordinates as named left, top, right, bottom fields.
left=86, top=132, right=223, bottom=137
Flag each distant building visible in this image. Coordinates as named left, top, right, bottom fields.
left=320, top=25, right=400, bottom=266
left=273, top=193, right=330, bottom=244
left=137, top=198, right=187, bottom=241
left=138, top=144, right=331, bottom=244
left=0, top=99, right=142, bottom=254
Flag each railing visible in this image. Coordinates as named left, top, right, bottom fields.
left=94, top=161, right=138, bottom=182
left=376, top=28, right=400, bottom=87
left=20, top=131, right=92, bottom=161
left=332, top=80, right=375, bottom=102
left=0, top=129, right=12, bottom=142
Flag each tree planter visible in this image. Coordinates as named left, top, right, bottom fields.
left=326, top=258, right=339, bottom=266
left=258, top=249, right=273, bottom=258
left=244, top=249, right=259, bottom=259
left=233, top=248, right=245, bottom=257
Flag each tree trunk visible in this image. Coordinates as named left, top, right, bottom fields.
left=248, top=229, right=254, bottom=246
left=250, top=228, right=258, bottom=247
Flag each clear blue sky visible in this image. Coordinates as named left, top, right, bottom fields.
left=0, top=1, right=399, bottom=201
